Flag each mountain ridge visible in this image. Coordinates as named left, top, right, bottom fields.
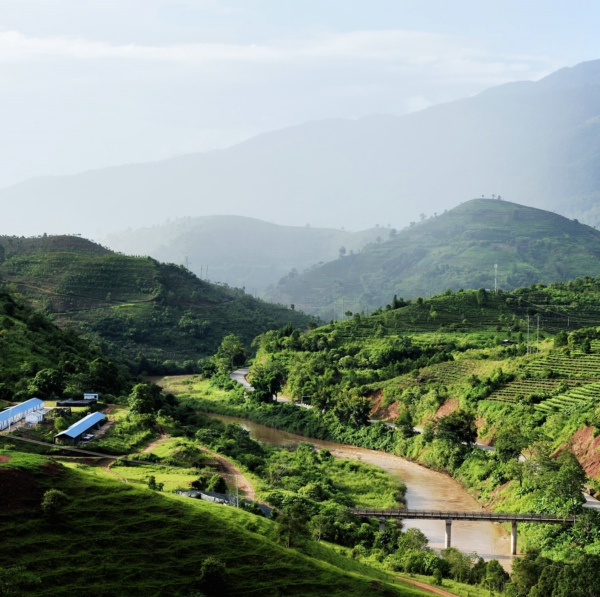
left=3, top=59, right=600, bottom=236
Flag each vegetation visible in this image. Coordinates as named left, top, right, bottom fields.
left=0, top=451, right=427, bottom=596
left=267, top=199, right=600, bottom=318
left=0, top=286, right=135, bottom=402
left=0, top=234, right=315, bottom=372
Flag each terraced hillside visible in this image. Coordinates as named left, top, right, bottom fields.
left=0, top=235, right=314, bottom=367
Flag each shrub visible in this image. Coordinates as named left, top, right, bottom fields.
left=41, top=489, right=69, bottom=520
left=197, top=557, right=227, bottom=596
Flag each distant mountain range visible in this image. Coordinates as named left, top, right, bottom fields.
left=103, top=216, right=385, bottom=295
left=265, top=199, right=600, bottom=318
left=0, top=235, right=313, bottom=366
left=3, top=59, right=600, bottom=237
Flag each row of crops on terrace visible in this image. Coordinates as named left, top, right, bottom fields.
left=485, top=348, right=600, bottom=414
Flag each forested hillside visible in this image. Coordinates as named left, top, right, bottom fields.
left=0, top=286, right=134, bottom=402
left=0, top=235, right=314, bottom=370
left=267, top=199, right=600, bottom=318
left=104, top=215, right=383, bottom=295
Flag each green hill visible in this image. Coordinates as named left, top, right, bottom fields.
left=0, top=451, right=426, bottom=597
left=266, top=199, right=600, bottom=318
left=104, top=215, right=384, bottom=296
left=0, top=235, right=314, bottom=370
left=0, top=286, right=134, bottom=402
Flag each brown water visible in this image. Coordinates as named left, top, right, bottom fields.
left=207, top=412, right=513, bottom=570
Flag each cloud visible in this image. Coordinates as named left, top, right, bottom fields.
left=0, top=28, right=560, bottom=85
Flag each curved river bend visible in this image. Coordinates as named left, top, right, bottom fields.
left=207, top=412, right=513, bottom=570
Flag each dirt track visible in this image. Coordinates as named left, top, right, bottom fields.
left=198, top=446, right=255, bottom=501
left=398, top=577, right=460, bottom=597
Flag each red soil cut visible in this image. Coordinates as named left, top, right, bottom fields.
left=559, top=426, right=600, bottom=479
left=434, top=397, right=459, bottom=419
left=370, top=390, right=401, bottom=421
left=0, top=455, right=11, bottom=463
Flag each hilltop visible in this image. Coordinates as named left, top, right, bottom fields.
left=266, top=199, right=600, bottom=318
left=4, top=59, right=600, bottom=236
left=0, top=235, right=314, bottom=369
left=103, top=215, right=384, bottom=295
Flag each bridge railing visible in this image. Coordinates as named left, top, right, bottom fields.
left=349, top=509, right=576, bottom=524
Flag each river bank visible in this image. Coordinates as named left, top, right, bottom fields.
left=203, top=410, right=513, bottom=569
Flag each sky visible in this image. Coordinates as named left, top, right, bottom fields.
left=1, top=0, right=600, bottom=188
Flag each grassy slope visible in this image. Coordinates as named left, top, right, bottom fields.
left=266, top=199, right=600, bottom=317
left=0, top=451, right=429, bottom=597
left=0, top=234, right=313, bottom=363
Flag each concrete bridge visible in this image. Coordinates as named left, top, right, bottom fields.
left=350, top=509, right=576, bottom=555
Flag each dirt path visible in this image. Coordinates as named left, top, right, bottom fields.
left=198, top=446, right=255, bottom=501
left=140, top=436, right=169, bottom=454
left=397, top=577, right=459, bottom=597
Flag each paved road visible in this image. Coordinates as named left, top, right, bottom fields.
left=230, top=368, right=253, bottom=391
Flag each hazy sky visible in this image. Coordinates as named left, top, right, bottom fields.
left=2, top=0, right=600, bottom=188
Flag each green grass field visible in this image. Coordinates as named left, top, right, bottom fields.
left=0, top=450, right=431, bottom=597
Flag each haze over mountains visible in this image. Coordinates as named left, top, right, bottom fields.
left=4, top=59, right=600, bottom=238
left=104, top=216, right=384, bottom=295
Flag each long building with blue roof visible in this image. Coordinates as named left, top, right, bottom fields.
left=53, top=412, right=107, bottom=445
left=0, top=398, right=44, bottom=431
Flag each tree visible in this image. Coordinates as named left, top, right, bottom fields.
left=128, top=383, right=162, bottom=415
left=249, top=359, right=285, bottom=402
left=476, top=287, right=488, bottom=306
left=28, top=368, right=63, bottom=398
left=495, top=425, right=528, bottom=462
left=551, top=554, right=600, bottom=597
left=197, top=557, right=227, bottom=596
left=436, top=409, right=477, bottom=446
left=394, top=410, right=415, bottom=439
left=41, top=489, right=69, bottom=521
left=338, top=246, right=347, bottom=258
left=509, top=550, right=550, bottom=597
left=397, top=527, right=429, bottom=552
left=440, top=547, right=474, bottom=583
left=147, top=475, right=164, bottom=491
left=544, top=450, right=586, bottom=515
left=276, top=503, right=309, bottom=548
left=484, top=559, right=509, bottom=593
left=332, top=392, right=371, bottom=427
left=214, top=334, right=247, bottom=374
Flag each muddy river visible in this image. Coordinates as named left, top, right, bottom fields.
left=206, top=412, right=513, bottom=569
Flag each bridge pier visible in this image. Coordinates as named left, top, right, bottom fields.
left=511, top=521, right=517, bottom=555
left=379, top=517, right=386, bottom=532
left=445, top=519, right=452, bottom=548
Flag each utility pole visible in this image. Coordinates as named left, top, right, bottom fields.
left=537, top=316, right=540, bottom=354
left=200, top=266, right=203, bottom=280
left=527, top=316, right=530, bottom=354
left=494, top=264, right=498, bottom=294
left=184, top=256, right=190, bottom=270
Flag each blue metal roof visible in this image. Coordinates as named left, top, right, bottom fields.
left=55, top=411, right=107, bottom=439
left=0, top=398, right=44, bottom=424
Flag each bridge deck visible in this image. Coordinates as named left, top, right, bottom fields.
left=349, top=509, right=576, bottom=524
